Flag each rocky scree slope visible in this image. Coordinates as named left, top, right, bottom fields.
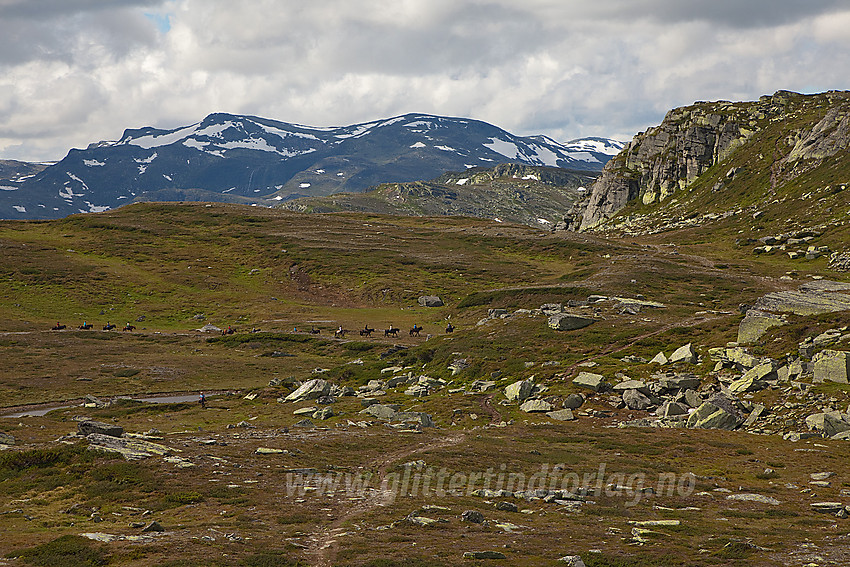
left=280, top=163, right=597, bottom=229
left=0, top=113, right=622, bottom=220
left=575, top=90, right=850, bottom=234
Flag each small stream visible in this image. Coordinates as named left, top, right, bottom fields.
left=1, top=393, right=209, bottom=418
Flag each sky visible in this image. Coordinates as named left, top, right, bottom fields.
left=1, top=0, right=850, bottom=163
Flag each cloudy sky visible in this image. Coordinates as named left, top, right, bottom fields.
left=1, top=0, right=849, bottom=162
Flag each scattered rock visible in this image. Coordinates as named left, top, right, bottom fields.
left=520, top=399, right=553, bottom=413
left=460, top=510, right=485, bottom=524
left=813, top=350, right=850, bottom=383
left=284, top=379, right=331, bottom=402
left=687, top=402, right=739, bottom=430
left=547, top=409, right=576, bottom=421
left=726, top=493, right=780, bottom=505
left=573, top=372, right=608, bottom=392
left=548, top=313, right=594, bottom=331
left=669, top=343, right=697, bottom=364
left=562, top=393, right=585, bottom=409
left=557, top=556, right=587, bottom=567
left=141, top=521, right=164, bottom=532
left=78, top=421, right=124, bottom=438
left=418, top=295, right=444, bottom=307
left=495, top=501, right=518, bottom=512
left=650, top=351, right=668, bottom=365
left=463, top=551, right=507, bottom=560
left=505, top=379, right=535, bottom=402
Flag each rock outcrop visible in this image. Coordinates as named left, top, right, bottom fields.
left=575, top=90, right=850, bottom=231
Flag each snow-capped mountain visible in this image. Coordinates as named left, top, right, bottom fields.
left=0, top=113, right=624, bottom=219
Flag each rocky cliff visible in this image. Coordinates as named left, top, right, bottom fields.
left=576, top=90, right=850, bottom=231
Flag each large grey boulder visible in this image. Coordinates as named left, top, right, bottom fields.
left=505, top=379, right=535, bottom=402
left=813, top=350, right=850, bottom=383
left=0, top=432, right=15, bottom=446
left=548, top=313, right=594, bottom=331
left=284, top=379, right=331, bottom=402
left=418, top=295, right=444, bottom=307
left=78, top=420, right=124, bottom=438
left=573, top=372, right=608, bottom=392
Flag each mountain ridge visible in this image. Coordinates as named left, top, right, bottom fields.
left=0, top=112, right=622, bottom=220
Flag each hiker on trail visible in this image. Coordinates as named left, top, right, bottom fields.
left=199, top=392, right=206, bottom=408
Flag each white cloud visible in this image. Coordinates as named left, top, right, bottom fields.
left=1, top=0, right=850, bottom=161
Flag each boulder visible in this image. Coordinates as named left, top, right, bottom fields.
left=394, top=411, right=435, bottom=428
left=737, top=310, right=786, bottom=344
left=548, top=313, right=594, bottom=331
left=312, top=407, right=334, bottom=420
left=650, top=351, right=668, bottom=365
left=361, top=404, right=397, bottom=420
left=656, top=401, right=689, bottom=418
left=743, top=403, right=766, bottom=427
left=687, top=402, right=739, bottom=430
left=494, top=501, right=518, bottom=512
left=813, top=350, right=850, bottom=383
left=562, top=393, right=585, bottom=409
left=461, top=510, right=485, bottom=523
left=669, top=343, right=697, bottom=364
left=546, top=409, right=576, bottom=421
left=505, top=379, right=535, bottom=402
left=0, top=432, right=16, bottom=446
left=418, top=295, right=444, bottom=307
left=573, top=372, right=608, bottom=392
left=682, top=389, right=702, bottom=408
left=520, top=399, right=553, bottom=413
left=658, top=374, right=701, bottom=392
left=540, top=303, right=563, bottom=315
left=728, top=375, right=766, bottom=394
left=558, top=557, right=587, bottom=567
left=78, top=420, right=124, bottom=438
left=622, top=389, right=654, bottom=411
left=284, top=379, right=331, bottom=402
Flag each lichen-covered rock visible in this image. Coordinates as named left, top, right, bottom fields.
left=505, top=379, right=535, bottom=402
left=284, top=378, right=331, bottom=402
left=687, top=402, right=739, bottom=430
left=520, top=399, right=553, bottom=413
left=547, top=408, right=576, bottom=421
left=813, top=350, right=850, bottom=384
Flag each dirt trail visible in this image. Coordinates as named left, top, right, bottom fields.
left=308, top=432, right=466, bottom=567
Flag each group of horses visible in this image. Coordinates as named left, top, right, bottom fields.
left=329, top=322, right=454, bottom=338
left=51, top=322, right=134, bottom=331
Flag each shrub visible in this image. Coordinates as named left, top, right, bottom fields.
left=7, top=535, right=108, bottom=567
